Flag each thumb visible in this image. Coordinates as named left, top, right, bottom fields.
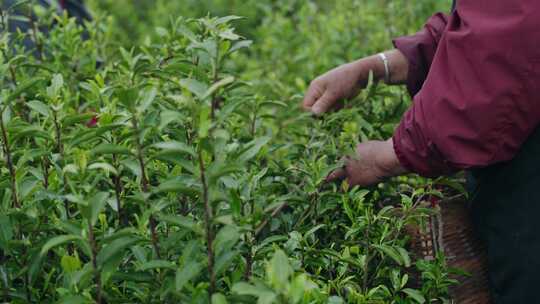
left=311, top=91, right=336, bottom=115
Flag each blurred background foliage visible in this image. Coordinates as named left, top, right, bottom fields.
left=87, top=0, right=451, bottom=131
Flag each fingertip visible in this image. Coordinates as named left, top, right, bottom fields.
left=326, top=168, right=346, bottom=183
left=312, top=104, right=322, bottom=115
left=301, top=100, right=313, bottom=111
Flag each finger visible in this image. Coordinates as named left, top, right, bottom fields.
left=326, top=167, right=347, bottom=183
left=302, top=82, right=323, bottom=110
left=311, top=90, right=336, bottom=115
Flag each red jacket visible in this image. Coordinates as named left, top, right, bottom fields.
left=392, top=1, right=540, bottom=177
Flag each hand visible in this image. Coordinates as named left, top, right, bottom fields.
left=326, top=139, right=408, bottom=187
left=302, top=60, right=370, bottom=115
left=302, top=50, right=409, bottom=115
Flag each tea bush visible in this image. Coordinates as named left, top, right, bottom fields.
left=0, top=1, right=462, bottom=303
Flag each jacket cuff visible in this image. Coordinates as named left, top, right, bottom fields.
left=392, top=102, right=457, bottom=178
left=393, top=35, right=428, bottom=97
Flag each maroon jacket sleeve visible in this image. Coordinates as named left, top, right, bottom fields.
left=393, top=1, right=540, bottom=177
left=393, top=13, right=449, bottom=97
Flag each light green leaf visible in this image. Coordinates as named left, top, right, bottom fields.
left=40, top=235, right=81, bottom=255
left=155, top=178, right=200, bottom=196
left=397, top=247, right=411, bottom=268
left=175, top=260, right=204, bottom=291
left=211, top=293, right=228, bottom=304
left=215, top=15, right=244, bottom=25
left=213, top=225, right=240, bottom=256
left=202, top=76, right=235, bottom=100
left=207, top=162, right=243, bottom=185
left=179, top=78, right=208, bottom=99
left=232, top=282, right=276, bottom=304
left=159, top=110, right=183, bottom=130
left=89, top=192, right=109, bottom=226
left=373, top=244, right=403, bottom=266
left=138, top=86, right=157, bottom=113
left=138, top=260, right=176, bottom=271
left=402, top=288, right=426, bottom=304
left=155, top=26, right=168, bottom=37
left=267, top=250, right=292, bottom=291
left=158, top=214, right=203, bottom=235
left=47, top=73, right=64, bottom=98
left=91, top=143, right=132, bottom=156
left=27, top=100, right=49, bottom=116
left=153, top=141, right=196, bottom=157
left=198, top=106, right=211, bottom=138
left=96, top=236, right=139, bottom=266
left=88, top=163, right=118, bottom=175
left=214, top=249, right=238, bottom=276
left=229, top=40, right=253, bottom=53
left=9, top=77, right=43, bottom=101
left=57, top=295, right=92, bottom=304
left=218, top=29, right=240, bottom=41
left=61, top=255, right=81, bottom=273
left=236, top=136, right=271, bottom=163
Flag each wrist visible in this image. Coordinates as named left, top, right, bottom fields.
left=353, top=50, right=409, bottom=85
left=376, top=138, right=408, bottom=177
left=355, top=55, right=387, bottom=84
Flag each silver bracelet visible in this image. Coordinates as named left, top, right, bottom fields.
left=378, top=52, right=391, bottom=83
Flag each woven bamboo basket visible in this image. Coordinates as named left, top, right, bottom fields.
left=408, top=196, right=492, bottom=304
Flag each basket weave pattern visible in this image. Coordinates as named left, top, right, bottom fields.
left=410, top=197, right=492, bottom=304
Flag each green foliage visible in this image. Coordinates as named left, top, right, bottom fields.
left=0, top=0, right=461, bottom=303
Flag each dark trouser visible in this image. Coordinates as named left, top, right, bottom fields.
left=469, top=126, right=540, bottom=303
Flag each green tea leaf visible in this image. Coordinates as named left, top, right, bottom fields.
left=153, top=141, right=196, bottom=157
left=27, top=100, right=50, bottom=116
left=97, top=236, right=139, bottom=267
left=0, top=215, right=13, bottom=250
left=179, top=78, right=208, bottom=99
left=202, top=76, right=234, bottom=100
left=175, top=260, right=204, bottom=291
left=159, top=214, right=203, bottom=235
left=267, top=249, right=292, bottom=291
left=402, top=288, right=426, bottom=304
left=211, top=293, right=228, bottom=304
left=91, top=143, right=132, bottom=156
left=213, top=225, right=240, bottom=256
left=373, top=244, right=404, bottom=266
left=138, top=260, right=176, bottom=271
left=89, top=192, right=109, bottom=226
left=41, top=235, right=82, bottom=256
left=236, top=136, right=271, bottom=163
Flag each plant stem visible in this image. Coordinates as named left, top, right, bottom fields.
left=198, top=148, right=215, bottom=297
left=250, top=110, right=257, bottom=137
left=52, top=110, right=71, bottom=220
left=27, top=10, right=43, bottom=60
left=148, top=217, right=161, bottom=259
left=243, top=241, right=253, bottom=280
left=210, top=46, right=220, bottom=120
left=363, top=215, right=371, bottom=292
left=52, top=110, right=63, bottom=155
left=41, top=156, right=49, bottom=189
left=112, top=154, right=127, bottom=226
left=88, top=220, right=102, bottom=304
left=0, top=111, right=19, bottom=208
left=131, top=117, right=161, bottom=259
